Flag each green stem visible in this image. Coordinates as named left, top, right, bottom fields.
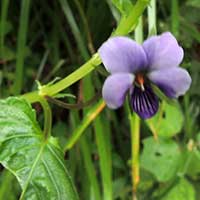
left=183, top=95, right=193, bottom=139
left=129, top=112, right=140, bottom=195
left=129, top=11, right=143, bottom=198
left=22, top=91, right=40, bottom=103
left=171, top=0, right=179, bottom=37
left=69, top=103, right=102, bottom=200
left=135, top=17, right=143, bottom=44
left=113, top=0, right=150, bottom=36
left=94, top=115, right=112, bottom=200
left=22, top=0, right=150, bottom=103
left=64, top=99, right=105, bottom=151
left=0, top=0, right=10, bottom=58
left=41, top=53, right=101, bottom=97
left=38, top=96, right=52, bottom=138
left=79, top=136, right=102, bottom=200
left=147, top=0, right=157, bottom=36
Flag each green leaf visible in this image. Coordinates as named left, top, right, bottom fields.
left=140, top=137, right=181, bottom=182
left=138, top=169, right=155, bottom=192
left=0, top=97, right=79, bottom=200
left=161, top=179, right=195, bottom=200
left=146, top=102, right=183, bottom=138
left=111, top=0, right=133, bottom=16
left=113, top=177, right=127, bottom=199
left=186, top=148, right=200, bottom=176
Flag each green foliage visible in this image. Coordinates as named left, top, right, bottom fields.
left=0, top=97, right=78, bottom=200
left=147, top=102, right=183, bottom=138
left=185, top=147, right=200, bottom=177
left=160, top=179, right=195, bottom=200
left=141, top=137, right=181, bottom=182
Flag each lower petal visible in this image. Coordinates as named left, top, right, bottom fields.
left=130, top=85, right=159, bottom=119
left=102, top=73, right=135, bottom=109
left=148, top=67, right=192, bottom=98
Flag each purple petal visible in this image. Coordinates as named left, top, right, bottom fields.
left=131, top=85, right=159, bottom=119
left=143, top=32, right=184, bottom=70
left=148, top=67, right=192, bottom=98
left=102, top=73, right=134, bottom=109
left=98, top=37, right=147, bottom=74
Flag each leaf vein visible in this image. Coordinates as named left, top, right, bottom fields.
left=47, top=145, right=69, bottom=175
left=19, top=142, right=45, bottom=200
left=0, top=134, right=41, bottom=142
left=42, top=158, right=61, bottom=200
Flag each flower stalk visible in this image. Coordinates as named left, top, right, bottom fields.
left=130, top=112, right=140, bottom=195
left=40, top=53, right=101, bottom=97
left=130, top=16, right=142, bottom=198
left=114, top=0, right=150, bottom=36
left=147, top=0, right=157, bottom=35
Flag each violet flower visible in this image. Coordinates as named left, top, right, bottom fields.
left=98, top=32, right=191, bottom=119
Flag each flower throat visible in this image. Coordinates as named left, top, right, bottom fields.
left=136, top=73, right=145, bottom=91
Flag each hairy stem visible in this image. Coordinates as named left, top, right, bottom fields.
left=38, top=96, right=52, bottom=138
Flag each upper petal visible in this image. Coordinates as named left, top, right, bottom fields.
left=98, top=37, right=148, bottom=74
left=143, top=32, right=184, bottom=70
left=148, top=67, right=192, bottom=98
left=102, top=73, right=135, bottom=109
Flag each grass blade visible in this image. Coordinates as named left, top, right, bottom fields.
left=171, top=0, right=179, bottom=37
left=64, top=99, right=105, bottom=151
left=147, top=0, right=157, bottom=36
left=0, top=0, right=10, bottom=58
left=59, top=0, right=89, bottom=60
left=94, top=115, right=112, bottom=200
left=13, top=0, right=31, bottom=95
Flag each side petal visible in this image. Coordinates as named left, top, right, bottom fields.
left=102, top=73, right=134, bottom=109
left=98, top=37, right=147, bottom=74
left=148, top=67, right=192, bottom=98
left=131, top=85, right=159, bottom=119
left=143, top=32, right=184, bottom=70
